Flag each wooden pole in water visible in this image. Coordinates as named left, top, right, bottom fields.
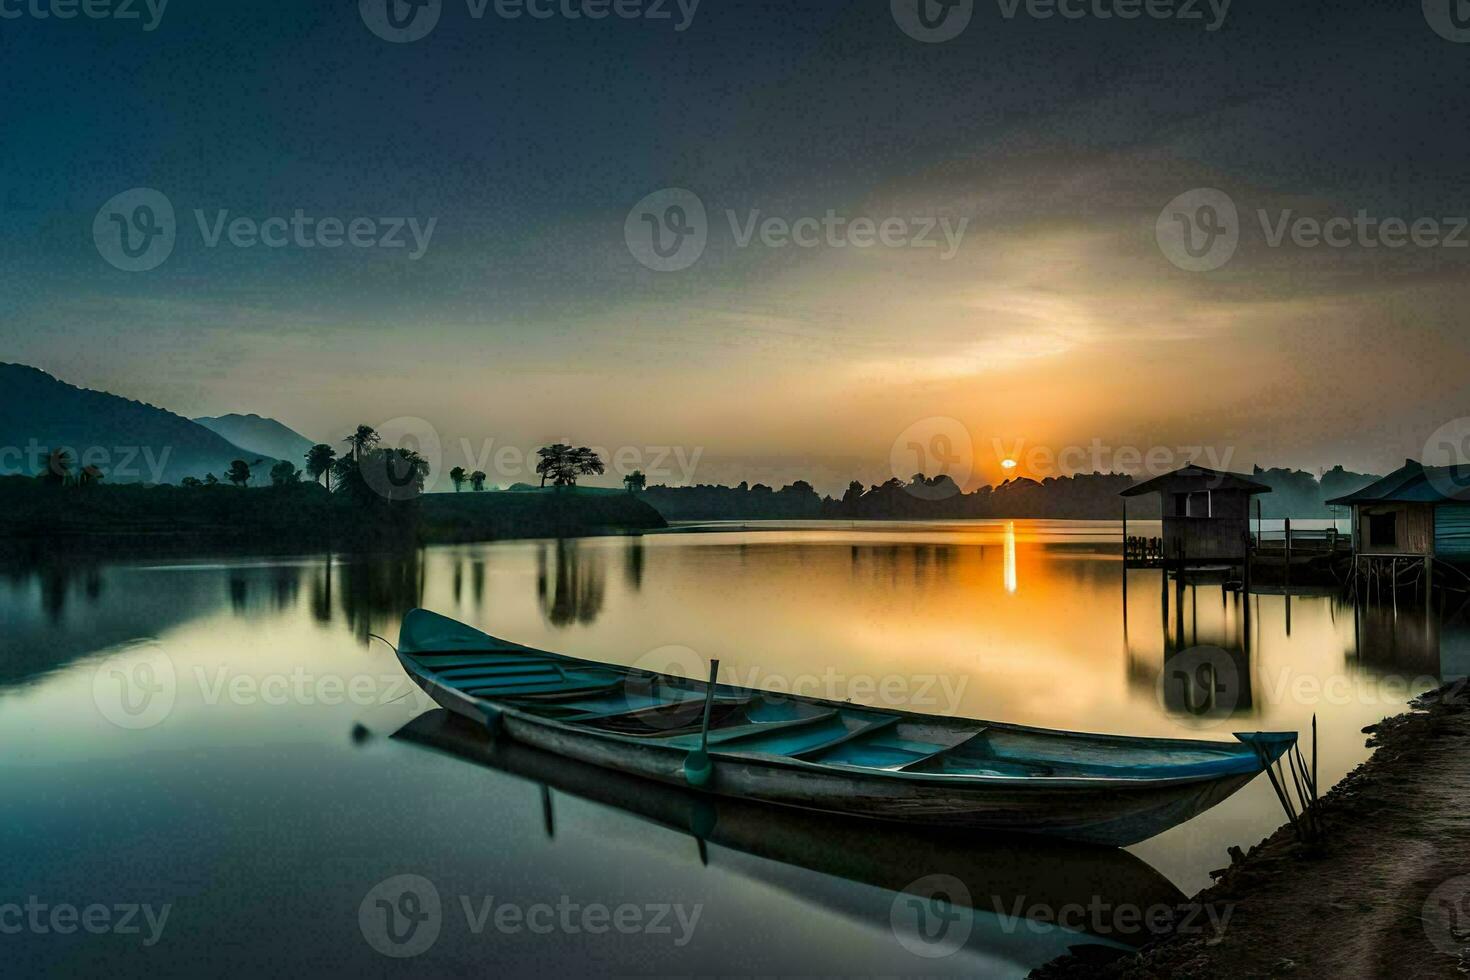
left=1426, top=557, right=1434, bottom=615
left=1285, top=517, right=1292, bottom=593
left=1121, top=499, right=1129, bottom=628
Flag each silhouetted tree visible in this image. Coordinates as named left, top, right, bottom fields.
left=470, top=470, right=487, bottom=491
left=305, top=444, right=337, bottom=488
left=344, top=425, right=380, bottom=462
left=204, top=473, right=220, bottom=487
left=78, top=465, right=104, bottom=487
left=624, top=470, right=646, bottom=492
left=39, top=448, right=71, bottom=487
left=181, top=476, right=203, bottom=488
left=449, top=466, right=467, bottom=492
left=270, top=460, right=301, bottom=486
left=573, top=447, right=604, bottom=483
left=333, top=447, right=431, bottom=506
left=227, top=460, right=252, bottom=487
left=535, top=444, right=573, bottom=487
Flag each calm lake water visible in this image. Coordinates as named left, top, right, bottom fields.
left=3, top=520, right=1465, bottom=977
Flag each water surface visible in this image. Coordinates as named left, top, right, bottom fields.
left=3, top=521, right=1463, bottom=976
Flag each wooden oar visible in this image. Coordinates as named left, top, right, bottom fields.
left=683, top=659, right=720, bottom=788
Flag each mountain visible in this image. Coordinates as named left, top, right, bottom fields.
left=0, top=363, right=279, bottom=485
left=194, top=413, right=315, bottom=466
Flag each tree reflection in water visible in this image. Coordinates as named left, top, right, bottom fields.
left=537, top=538, right=607, bottom=628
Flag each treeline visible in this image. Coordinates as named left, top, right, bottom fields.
left=821, top=473, right=1140, bottom=520
left=640, top=466, right=1383, bottom=522
left=1, top=427, right=665, bottom=550
left=642, top=481, right=823, bottom=520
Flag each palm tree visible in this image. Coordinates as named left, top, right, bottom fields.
left=470, top=470, right=487, bottom=491
left=623, top=470, right=646, bottom=492
left=449, top=466, right=467, bottom=492
left=344, top=425, right=380, bottom=462
left=305, top=444, right=337, bottom=488
left=227, top=459, right=252, bottom=487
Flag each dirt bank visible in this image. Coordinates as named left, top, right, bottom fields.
left=1033, top=680, right=1470, bottom=980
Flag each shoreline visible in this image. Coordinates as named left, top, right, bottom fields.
left=1032, top=680, right=1470, bottom=979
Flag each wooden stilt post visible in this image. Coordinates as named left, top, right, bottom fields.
left=1284, top=517, right=1292, bottom=593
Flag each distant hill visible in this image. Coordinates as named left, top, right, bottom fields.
left=0, top=363, right=278, bottom=485
left=194, top=413, right=315, bottom=466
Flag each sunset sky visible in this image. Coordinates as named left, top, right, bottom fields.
left=4, top=0, right=1469, bottom=492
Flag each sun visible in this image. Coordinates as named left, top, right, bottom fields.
left=1001, top=458, right=1017, bottom=471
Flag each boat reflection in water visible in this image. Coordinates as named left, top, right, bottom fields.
left=392, top=709, right=1190, bottom=968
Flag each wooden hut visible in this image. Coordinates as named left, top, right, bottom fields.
left=1325, top=459, right=1470, bottom=563
left=1120, top=465, right=1271, bottom=566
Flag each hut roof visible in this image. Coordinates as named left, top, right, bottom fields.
left=1325, top=460, right=1470, bottom=505
left=1119, top=464, right=1272, bottom=498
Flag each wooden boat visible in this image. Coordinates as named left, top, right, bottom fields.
left=394, top=608, right=1297, bottom=846
left=393, top=708, right=1189, bottom=949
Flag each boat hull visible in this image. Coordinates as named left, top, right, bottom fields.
left=396, top=641, right=1279, bottom=847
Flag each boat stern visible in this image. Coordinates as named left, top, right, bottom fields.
left=1232, top=730, right=1298, bottom=768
